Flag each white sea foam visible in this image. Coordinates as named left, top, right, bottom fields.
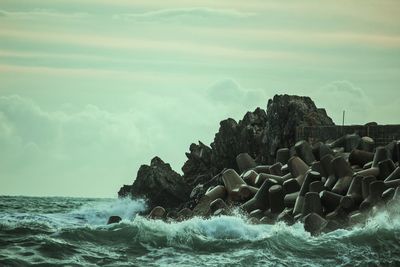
left=69, top=197, right=147, bottom=225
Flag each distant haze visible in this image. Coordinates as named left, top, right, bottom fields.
left=0, top=1, right=399, bottom=197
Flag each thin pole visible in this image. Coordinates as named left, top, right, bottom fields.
left=342, top=110, right=345, bottom=126
left=342, top=110, right=345, bottom=134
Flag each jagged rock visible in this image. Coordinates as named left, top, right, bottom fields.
left=119, top=94, right=334, bottom=211
left=264, top=95, right=334, bottom=163
left=118, top=157, right=191, bottom=210
left=210, top=118, right=241, bottom=172
left=118, top=185, right=132, bottom=198
left=181, top=141, right=213, bottom=185
left=182, top=95, right=333, bottom=184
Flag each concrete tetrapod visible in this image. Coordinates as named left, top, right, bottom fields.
left=276, top=148, right=290, bottom=165
left=344, top=134, right=361, bottom=152
left=242, top=170, right=258, bottom=186
left=356, top=147, right=390, bottom=177
left=193, top=185, right=227, bottom=217
left=311, top=142, right=323, bottom=160
left=260, top=173, right=292, bottom=185
left=302, top=192, right=323, bottom=217
left=283, top=178, right=301, bottom=194
left=277, top=208, right=295, bottom=225
left=309, top=181, right=325, bottom=194
left=378, top=159, right=396, bottom=180
left=316, top=143, right=334, bottom=162
left=340, top=175, right=363, bottom=211
left=385, top=178, right=400, bottom=189
left=205, top=185, right=227, bottom=200
left=236, top=153, right=257, bottom=174
left=382, top=188, right=395, bottom=203
left=321, top=154, right=337, bottom=190
left=283, top=178, right=301, bottom=208
left=268, top=185, right=285, bottom=214
left=222, top=169, right=251, bottom=201
left=269, top=162, right=283, bottom=176
left=295, top=140, right=316, bottom=166
left=303, top=213, right=328, bottom=235
left=241, top=178, right=277, bottom=213
left=328, top=134, right=361, bottom=152
left=331, top=156, right=354, bottom=195
left=210, top=198, right=228, bottom=215
left=384, top=167, right=400, bottom=182
left=287, top=156, right=310, bottom=186
left=362, top=176, right=376, bottom=199
left=177, top=208, right=193, bottom=220
left=253, top=165, right=271, bottom=174
left=320, top=190, right=343, bottom=213
left=254, top=173, right=270, bottom=187
left=249, top=209, right=265, bottom=220
left=311, top=161, right=323, bottom=177
left=348, top=149, right=374, bottom=168
left=359, top=180, right=385, bottom=212
left=293, top=171, right=321, bottom=215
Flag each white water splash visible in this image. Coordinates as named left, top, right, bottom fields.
left=70, top=197, right=147, bottom=225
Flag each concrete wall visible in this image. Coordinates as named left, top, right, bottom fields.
left=296, top=125, right=400, bottom=146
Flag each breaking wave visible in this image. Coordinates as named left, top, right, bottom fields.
left=1, top=196, right=399, bottom=266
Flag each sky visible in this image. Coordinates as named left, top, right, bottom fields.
left=0, top=0, right=399, bottom=197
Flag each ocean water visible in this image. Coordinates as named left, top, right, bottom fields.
left=1, top=196, right=400, bottom=267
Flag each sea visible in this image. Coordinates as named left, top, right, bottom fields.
left=1, top=195, right=400, bottom=266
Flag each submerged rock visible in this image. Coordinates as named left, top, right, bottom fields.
left=107, top=216, right=122, bottom=225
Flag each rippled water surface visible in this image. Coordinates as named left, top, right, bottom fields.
left=1, top=196, right=400, bottom=266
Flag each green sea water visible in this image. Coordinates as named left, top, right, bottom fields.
left=1, top=196, right=399, bottom=266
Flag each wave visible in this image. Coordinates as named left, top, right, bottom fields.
left=1, top=197, right=400, bottom=266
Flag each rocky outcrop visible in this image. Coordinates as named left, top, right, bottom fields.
left=181, top=141, right=213, bottom=185
left=264, top=95, right=334, bottom=163
left=119, top=157, right=191, bottom=210
left=210, top=107, right=268, bottom=172
left=182, top=95, right=333, bottom=182
left=119, top=94, right=334, bottom=211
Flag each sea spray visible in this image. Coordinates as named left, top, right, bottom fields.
left=1, top=196, right=400, bottom=266
left=70, top=197, right=147, bottom=225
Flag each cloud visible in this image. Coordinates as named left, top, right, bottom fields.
left=206, top=78, right=268, bottom=108
left=0, top=95, right=156, bottom=197
left=313, top=81, right=374, bottom=124
left=0, top=79, right=272, bottom=197
left=0, top=9, right=89, bottom=19
left=113, top=7, right=254, bottom=22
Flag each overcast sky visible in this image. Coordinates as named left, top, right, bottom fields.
left=0, top=0, right=399, bottom=197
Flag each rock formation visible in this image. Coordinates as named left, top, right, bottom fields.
left=118, top=94, right=334, bottom=211
left=119, top=157, right=191, bottom=210
left=264, top=95, right=334, bottom=163
left=182, top=95, right=333, bottom=183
